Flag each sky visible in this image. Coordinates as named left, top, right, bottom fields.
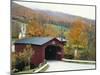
left=13, top=1, right=95, bottom=20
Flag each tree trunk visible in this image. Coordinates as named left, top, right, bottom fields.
left=74, top=49, right=78, bottom=59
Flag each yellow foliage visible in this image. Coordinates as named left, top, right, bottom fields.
left=43, top=24, right=60, bottom=37
left=27, top=20, right=43, bottom=37
left=68, top=19, right=88, bottom=48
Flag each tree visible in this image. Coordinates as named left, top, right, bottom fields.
left=12, top=45, right=34, bottom=71
left=18, top=45, right=34, bottom=69
left=68, top=19, right=88, bottom=59
left=43, top=24, right=60, bottom=37
left=24, top=45, right=33, bottom=69
left=26, top=19, right=44, bottom=37
left=85, top=24, right=96, bottom=60
left=11, top=52, right=17, bottom=70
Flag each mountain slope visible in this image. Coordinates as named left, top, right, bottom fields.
left=12, top=2, right=95, bottom=25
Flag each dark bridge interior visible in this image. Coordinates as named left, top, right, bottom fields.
left=45, top=45, right=61, bottom=60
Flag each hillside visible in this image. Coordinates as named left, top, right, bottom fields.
left=12, top=2, right=95, bottom=25
left=11, top=2, right=95, bottom=38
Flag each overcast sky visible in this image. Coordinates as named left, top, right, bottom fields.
left=13, top=1, right=95, bottom=20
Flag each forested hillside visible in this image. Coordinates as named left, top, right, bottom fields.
left=12, top=2, right=95, bottom=38
left=12, top=2, right=96, bottom=61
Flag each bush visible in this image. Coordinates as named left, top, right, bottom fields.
left=80, top=49, right=96, bottom=61
left=15, top=58, right=25, bottom=71
left=87, top=50, right=96, bottom=61
left=64, top=48, right=74, bottom=59
left=64, top=54, right=74, bottom=59
left=79, top=50, right=88, bottom=60
left=30, top=64, right=39, bottom=69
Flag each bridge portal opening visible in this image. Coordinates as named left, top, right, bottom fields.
left=45, top=45, right=62, bottom=60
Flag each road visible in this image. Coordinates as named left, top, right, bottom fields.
left=45, top=60, right=95, bottom=72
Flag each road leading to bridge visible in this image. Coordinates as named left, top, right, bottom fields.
left=45, top=61, right=95, bottom=72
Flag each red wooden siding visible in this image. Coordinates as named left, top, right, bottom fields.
left=15, top=38, right=64, bottom=65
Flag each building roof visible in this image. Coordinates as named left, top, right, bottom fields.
left=15, top=37, right=53, bottom=45
left=15, top=37, right=66, bottom=45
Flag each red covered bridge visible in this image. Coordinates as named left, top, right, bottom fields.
left=14, top=37, right=66, bottom=67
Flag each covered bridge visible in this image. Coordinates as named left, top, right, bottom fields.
left=14, top=37, right=66, bottom=66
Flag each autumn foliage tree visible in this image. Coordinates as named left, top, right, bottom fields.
left=26, top=19, right=44, bottom=37
left=11, top=45, right=34, bottom=72
left=43, top=24, right=60, bottom=37
left=26, top=18, right=60, bottom=37
left=68, top=19, right=88, bottom=59
left=22, top=45, right=33, bottom=69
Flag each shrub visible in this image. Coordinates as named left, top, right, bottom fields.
left=79, top=49, right=96, bottom=61
left=15, top=58, right=25, bottom=71
left=64, top=54, right=74, bottom=59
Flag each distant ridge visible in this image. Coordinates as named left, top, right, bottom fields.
left=12, top=2, right=95, bottom=25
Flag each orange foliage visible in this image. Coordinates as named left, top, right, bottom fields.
left=26, top=20, right=43, bottom=37
left=68, top=19, right=88, bottom=48
left=27, top=20, right=60, bottom=37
